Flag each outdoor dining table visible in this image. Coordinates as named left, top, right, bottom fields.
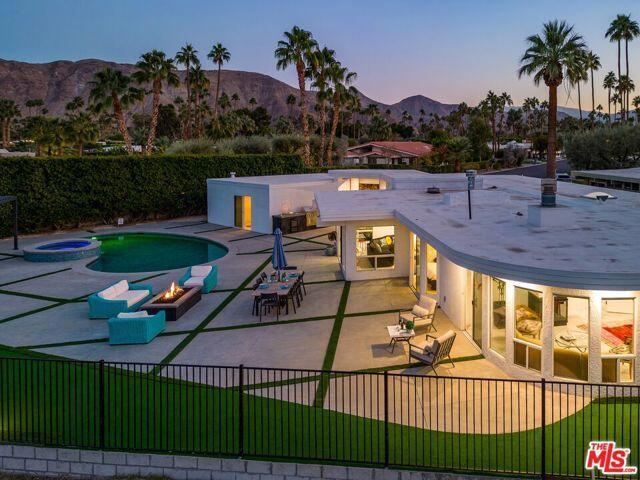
left=252, top=270, right=304, bottom=297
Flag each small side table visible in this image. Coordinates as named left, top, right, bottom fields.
left=386, top=325, right=415, bottom=354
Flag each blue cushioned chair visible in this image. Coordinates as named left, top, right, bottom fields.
left=178, top=265, right=218, bottom=293
left=88, top=280, right=153, bottom=319
left=108, top=311, right=166, bottom=345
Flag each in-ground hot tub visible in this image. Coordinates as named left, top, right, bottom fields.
left=23, top=239, right=101, bottom=262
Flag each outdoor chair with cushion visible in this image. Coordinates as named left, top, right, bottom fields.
left=283, top=265, right=298, bottom=270
left=409, top=330, right=457, bottom=376
left=399, top=295, right=437, bottom=332
left=88, top=280, right=153, bottom=319
left=178, top=265, right=218, bottom=293
left=108, top=310, right=166, bottom=345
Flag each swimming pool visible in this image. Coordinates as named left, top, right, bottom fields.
left=87, top=233, right=228, bottom=273
left=24, top=239, right=101, bottom=262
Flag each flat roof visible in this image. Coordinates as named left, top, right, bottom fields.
left=208, top=173, right=333, bottom=187
left=316, top=175, right=640, bottom=289
left=573, top=167, right=640, bottom=182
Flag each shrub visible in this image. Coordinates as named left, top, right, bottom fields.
left=564, top=125, right=640, bottom=170
left=165, top=138, right=217, bottom=155
left=215, top=136, right=271, bottom=154
left=272, top=134, right=305, bottom=154
left=0, top=154, right=304, bottom=236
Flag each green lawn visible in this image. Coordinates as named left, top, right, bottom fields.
left=0, top=351, right=638, bottom=478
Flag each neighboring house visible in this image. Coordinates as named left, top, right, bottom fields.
left=208, top=169, right=640, bottom=385
left=572, top=167, right=640, bottom=192
left=343, top=141, right=432, bottom=166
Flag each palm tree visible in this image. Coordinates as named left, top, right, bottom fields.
left=0, top=99, right=21, bottom=148
left=249, top=97, right=257, bottom=108
left=633, top=96, right=640, bottom=122
left=446, top=136, right=471, bottom=173
left=25, top=99, right=43, bottom=117
left=566, top=50, right=588, bottom=128
left=325, top=62, right=357, bottom=166
left=480, top=91, right=501, bottom=153
left=286, top=93, right=296, bottom=120
left=65, top=112, right=99, bottom=155
left=190, top=65, right=210, bottom=137
left=307, top=46, right=336, bottom=163
left=207, top=42, right=231, bottom=120
left=275, top=26, right=318, bottom=166
left=518, top=20, right=587, bottom=206
left=584, top=51, right=601, bottom=114
left=65, top=96, right=84, bottom=113
left=603, top=71, right=617, bottom=122
left=133, top=50, right=179, bottom=153
left=231, top=93, right=240, bottom=109
left=175, top=43, right=200, bottom=139
left=497, top=92, right=513, bottom=143
left=618, top=75, right=635, bottom=121
left=88, top=68, right=143, bottom=153
left=606, top=15, right=640, bottom=118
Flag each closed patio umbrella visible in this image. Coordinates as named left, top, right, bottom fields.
left=271, top=228, right=287, bottom=273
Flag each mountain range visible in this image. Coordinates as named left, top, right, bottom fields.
left=0, top=58, right=584, bottom=125
left=0, top=58, right=459, bottom=124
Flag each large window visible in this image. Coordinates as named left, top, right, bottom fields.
left=553, top=296, right=589, bottom=381
left=426, top=244, right=438, bottom=294
left=513, top=287, right=543, bottom=372
left=490, top=278, right=506, bottom=356
left=355, top=226, right=395, bottom=271
left=601, top=298, right=635, bottom=383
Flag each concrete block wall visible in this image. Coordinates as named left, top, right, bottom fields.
left=0, top=444, right=495, bottom=480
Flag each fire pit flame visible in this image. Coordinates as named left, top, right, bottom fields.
left=163, top=282, right=183, bottom=300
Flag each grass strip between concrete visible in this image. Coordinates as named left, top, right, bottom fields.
left=313, top=281, right=351, bottom=407
left=150, top=256, right=272, bottom=374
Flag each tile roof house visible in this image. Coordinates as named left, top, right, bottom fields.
left=343, top=141, right=433, bottom=166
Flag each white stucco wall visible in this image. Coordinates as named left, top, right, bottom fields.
left=339, top=219, right=410, bottom=281
left=207, top=181, right=272, bottom=233
left=436, top=256, right=468, bottom=330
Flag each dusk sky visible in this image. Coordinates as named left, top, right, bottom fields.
left=3, top=0, right=640, bottom=109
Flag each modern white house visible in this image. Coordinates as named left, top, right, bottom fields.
left=208, top=169, right=640, bottom=385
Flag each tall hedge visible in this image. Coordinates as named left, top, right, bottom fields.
left=0, top=154, right=305, bottom=236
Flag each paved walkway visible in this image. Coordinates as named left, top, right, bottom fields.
left=0, top=217, right=592, bottom=433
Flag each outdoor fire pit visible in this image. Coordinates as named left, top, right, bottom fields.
left=141, top=282, right=201, bottom=321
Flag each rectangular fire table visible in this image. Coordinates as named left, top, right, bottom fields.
left=141, top=286, right=201, bottom=321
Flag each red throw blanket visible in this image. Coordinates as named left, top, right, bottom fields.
left=603, top=324, right=633, bottom=345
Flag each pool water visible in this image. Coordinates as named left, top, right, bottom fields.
left=87, top=233, right=227, bottom=273
left=36, top=240, right=92, bottom=251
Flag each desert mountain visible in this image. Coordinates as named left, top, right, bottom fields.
left=0, top=58, right=458, bottom=124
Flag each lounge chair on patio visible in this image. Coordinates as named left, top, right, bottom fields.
left=88, top=280, right=153, bottom=319
left=409, top=330, right=456, bottom=375
left=178, top=265, right=218, bottom=293
left=108, top=311, right=166, bottom=345
left=399, top=295, right=437, bottom=332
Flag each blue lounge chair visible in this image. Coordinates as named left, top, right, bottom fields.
left=88, top=280, right=153, bottom=319
left=108, top=311, right=166, bottom=345
left=178, top=265, right=218, bottom=293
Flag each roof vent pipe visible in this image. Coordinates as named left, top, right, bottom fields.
left=426, top=186, right=440, bottom=194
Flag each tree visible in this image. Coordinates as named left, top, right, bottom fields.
left=64, top=112, right=99, bottom=155
left=249, top=97, right=257, bottom=108
left=25, top=99, right=43, bottom=116
left=88, top=68, right=143, bottom=153
left=584, top=51, right=601, bottom=115
left=207, top=42, right=231, bottom=120
left=0, top=99, right=21, bottom=148
left=231, top=93, right=240, bottom=109
left=518, top=20, right=587, bottom=206
left=65, top=96, right=84, bottom=113
left=133, top=50, right=180, bottom=153
left=497, top=92, right=513, bottom=143
left=479, top=91, right=501, bottom=153
left=286, top=93, right=296, bottom=120
left=275, top=26, right=318, bottom=166
left=189, top=65, right=210, bottom=137
left=446, top=136, right=472, bottom=172
left=218, top=92, right=231, bottom=113
left=618, top=75, right=635, bottom=121
left=307, top=46, right=336, bottom=164
left=566, top=50, right=588, bottom=128
left=606, top=15, right=640, bottom=119
left=603, top=71, right=617, bottom=122
left=325, top=61, right=357, bottom=166
left=175, top=43, right=200, bottom=139
left=633, top=96, right=640, bottom=122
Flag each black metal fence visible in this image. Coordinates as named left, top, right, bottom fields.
left=0, top=356, right=638, bottom=479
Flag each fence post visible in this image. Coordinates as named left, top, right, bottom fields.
left=540, top=378, right=546, bottom=480
left=384, top=371, right=389, bottom=467
left=99, top=360, right=105, bottom=450
left=238, top=364, right=244, bottom=458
